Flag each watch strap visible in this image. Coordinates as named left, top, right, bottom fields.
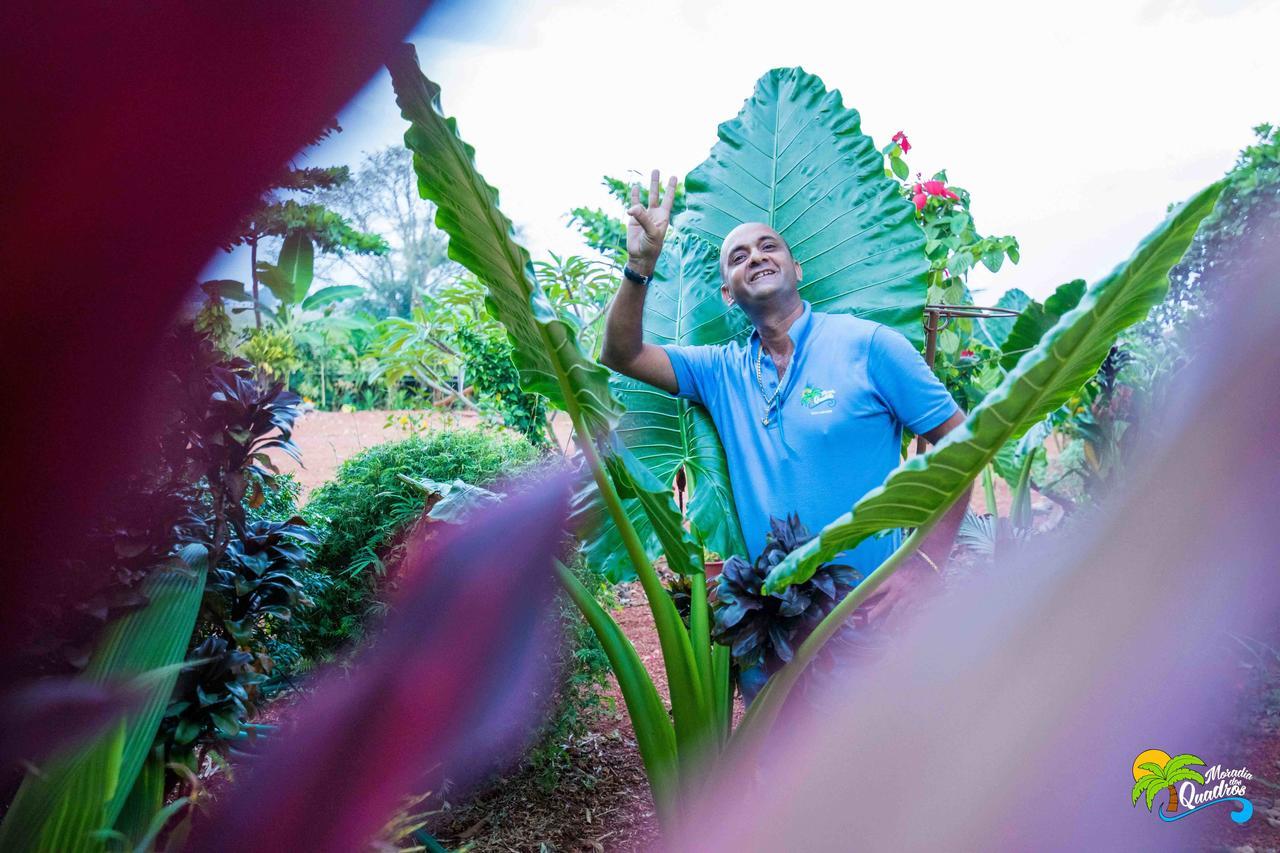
left=622, top=265, right=653, bottom=286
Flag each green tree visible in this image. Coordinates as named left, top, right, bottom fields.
left=316, top=145, right=461, bottom=318
left=216, top=122, right=388, bottom=328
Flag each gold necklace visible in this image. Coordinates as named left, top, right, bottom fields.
left=754, top=343, right=784, bottom=426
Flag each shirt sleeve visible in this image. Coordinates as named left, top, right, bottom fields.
left=868, top=325, right=960, bottom=435
left=660, top=344, right=719, bottom=405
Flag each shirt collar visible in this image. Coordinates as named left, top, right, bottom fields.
left=750, top=300, right=815, bottom=353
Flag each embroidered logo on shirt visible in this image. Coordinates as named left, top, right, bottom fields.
left=800, top=384, right=836, bottom=412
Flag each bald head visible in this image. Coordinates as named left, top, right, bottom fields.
left=718, top=222, right=803, bottom=316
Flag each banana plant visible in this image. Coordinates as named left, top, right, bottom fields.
left=387, top=46, right=1222, bottom=831
left=255, top=231, right=364, bottom=324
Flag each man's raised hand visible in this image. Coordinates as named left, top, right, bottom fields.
left=626, top=169, right=678, bottom=277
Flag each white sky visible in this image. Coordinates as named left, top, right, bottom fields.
left=203, top=0, right=1278, bottom=302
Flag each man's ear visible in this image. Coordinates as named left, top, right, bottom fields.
left=722, top=283, right=735, bottom=306
left=795, top=261, right=803, bottom=283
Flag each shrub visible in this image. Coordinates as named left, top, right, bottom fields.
left=287, top=427, right=542, bottom=661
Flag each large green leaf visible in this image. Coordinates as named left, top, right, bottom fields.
left=0, top=547, right=208, bottom=852
left=554, top=561, right=677, bottom=821
left=571, top=434, right=705, bottom=580
left=301, top=284, right=363, bottom=311
left=581, top=236, right=748, bottom=579
left=387, top=44, right=617, bottom=436
left=389, top=46, right=702, bottom=584
left=762, top=183, right=1223, bottom=593
left=678, top=66, right=929, bottom=346
left=999, top=279, right=1086, bottom=370
left=278, top=231, right=315, bottom=303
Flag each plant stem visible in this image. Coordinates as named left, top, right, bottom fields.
left=982, top=464, right=998, bottom=516
left=250, top=238, right=261, bottom=330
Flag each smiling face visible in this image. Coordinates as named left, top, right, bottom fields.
left=720, top=222, right=802, bottom=313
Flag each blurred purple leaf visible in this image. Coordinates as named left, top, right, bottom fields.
left=0, top=680, right=138, bottom=771
left=189, top=473, right=571, bottom=853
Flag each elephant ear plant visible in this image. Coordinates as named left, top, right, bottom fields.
left=386, top=46, right=1221, bottom=833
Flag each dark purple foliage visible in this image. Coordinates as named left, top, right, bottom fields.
left=712, top=514, right=860, bottom=674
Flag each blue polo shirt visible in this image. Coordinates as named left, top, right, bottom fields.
left=662, top=302, right=958, bottom=573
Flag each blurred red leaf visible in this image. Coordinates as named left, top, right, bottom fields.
left=0, top=0, right=432, bottom=663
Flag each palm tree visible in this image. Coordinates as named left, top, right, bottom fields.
left=1132, top=754, right=1206, bottom=814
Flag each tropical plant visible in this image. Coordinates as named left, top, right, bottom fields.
left=1131, top=754, right=1205, bottom=814
left=209, top=130, right=388, bottom=329
left=534, top=252, right=617, bottom=358
left=0, top=330, right=309, bottom=850
left=455, top=324, right=551, bottom=445
left=387, top=49, right=1221, bottom=833
left=712, top=515, right=859, bottom=696
left=883, top=132, right=1020, bottom=306
left=368, top=304, right=476, bottom=410
left=204, top=517, right=316, bottom=645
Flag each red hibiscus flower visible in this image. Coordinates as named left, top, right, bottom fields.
left=892, top=131, right=911, bottom=153
left=960, top=349, right=976, bottom=358
left=912, top=182, right=927, bottom=211
left=922, top=180, right=960, bottom=201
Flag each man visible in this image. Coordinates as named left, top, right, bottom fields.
left=600, top=171, right=970, bottom=625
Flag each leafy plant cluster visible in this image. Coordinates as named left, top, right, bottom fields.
left=0, top=326, right=317, bottom=849
left=455, top=325, right=551, bottom=445
left=154, top=347, right=318, bottom=773
left=711, top=515, right=859, bottom=699
left=196, top=139, right=622, bottom=433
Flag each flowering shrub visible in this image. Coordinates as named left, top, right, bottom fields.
left=882, top=131, right=1020, bottom=303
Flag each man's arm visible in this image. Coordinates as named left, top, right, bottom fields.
left=921, top=409, right=965, bottom=446
left=599, top=170, right=679, bottom=395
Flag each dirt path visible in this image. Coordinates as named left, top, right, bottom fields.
left=267, top=409, right=578, bottom=498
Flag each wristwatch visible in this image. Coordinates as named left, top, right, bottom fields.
left=622, top=265, right=653, bottom=286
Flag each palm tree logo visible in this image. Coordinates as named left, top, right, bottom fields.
left=1131, top=749, right=1205, bottom=815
